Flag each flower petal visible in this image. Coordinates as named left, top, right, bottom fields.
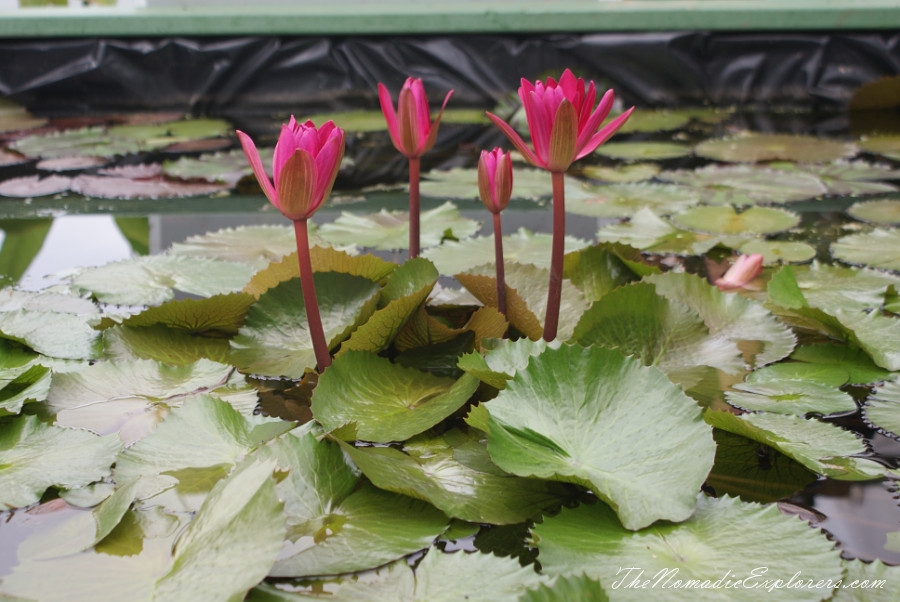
left=575, top=89, right=615, bottom=151
left=236, top=129, right=278, bottom=208
left=378, top=83, right=403, bottom=152
left=547, top=100, right=578, bottom=172
left=423, top=89, right=454, bottom=155
left=275, top=149, right=318, bottom=220
left=485, top=111, right=543, bottom=168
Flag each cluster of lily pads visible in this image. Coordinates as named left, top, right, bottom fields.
left=3, top=93, right=900, bottom=600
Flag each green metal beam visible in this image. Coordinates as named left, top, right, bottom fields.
left=0, top=1, right=898, bottom=37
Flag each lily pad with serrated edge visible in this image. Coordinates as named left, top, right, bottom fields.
left=580, top=162, right=660, bottom=183
left=863, top=380, right=900, bottom=439
left=317, top=201, right=479, bottom=250
left=71, top=173, right=229, bottom=200
left=484, top=344, right=715, bottom=530
left=695, top=132, right=857, bottom=163
left=161, top=148, right=259, bottom=185
left=422, top=228, right=590, bottom=275
left=168, top=225, right=298, bottom=270
left=726, top=379, right=857, bottom=416
left=593, top=141, right=692, bottom=161
left=848, top=199, right=900, bottom=226
left=567, top=182, right=700, bottom=218
left=533, top=494, right=843, bottom=602
left=831, top=228, right=900, bottom=271
left=739, top=239, right=816, bottom=264
left=673, top=205, right=800, bottom=235
left=9, top=126, right=143, bottom=159
left=659, top=164, right=828, bottom=205
left=0, top=175, right=72, bottom=198
left=771, top=160, right=900, bottom=196
left=859, top=135, right=900, bottom=161
left=37, top=156, right=108, bottom=172
left=595, top=207, right=721, bottom=255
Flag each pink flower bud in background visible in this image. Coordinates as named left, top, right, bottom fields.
left=378, top=77, right=453, bottom=159
left=478, top=148, right=513, bottom=214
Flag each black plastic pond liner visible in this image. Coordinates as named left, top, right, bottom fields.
left=2, top=31, right=899, bottom=116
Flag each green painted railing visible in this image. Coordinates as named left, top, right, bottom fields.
left=0, top=1, right=898, bottom=37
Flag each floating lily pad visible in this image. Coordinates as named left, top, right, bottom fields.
left=614, top=109, right=692, bottom=133
left=37, top=156, right=108, bottom=172
left=594, top=141, right=692, bottom=161
left=567, top=182, right=700, bottom=218
left=484, top=344, right=715, bottom=530
left=863, top=380, right=900, bottom=439
left=0, top=98, right=48, bottom=134
left=69, top=254, right=256, bottom=306
left=0, top=288, right=101, bottom=360
left=738, top=239, right=816, bottom=264
left=0, top=148, right=31, bottom=167
left=162, top=148, right=260, bottom=185
left=9, top=126, right=142, bottom=159
left=0, top=361, right=51, bottom=416
left=596, top=208, right=721, bottom=255
left=48, top=358, right=255, bottom=444
left=533, top=494, right=843, bottom=601
left=848, top=199, right=900, bottom=225
left=338, top=428, right=566, bottom=524
left=580, top=162, right=660, bottom=183
left=0, top=414, right=121, bottom=509
left=108, top=118, right=232, bottom=150
left=831, top=228, right=900, bottom=270
left=726, top=380, right=857, bottom=416
left=659, top=164, right=828, bottom=205
left=311, top=350, right=479, bottom=442
left=422, top=228, right=590, bottom=275
left=772, top=160, right=900, bottom=196
left=696, top=132, right=857, bottom=163
left=859, top=135, right=900, bottom=161
left=317, top=202, right=479, bottom=250
left=784, top=343, right=893, bottom=385
left=0, top=174, right=72, bottom=198
left=168, top=225, right=298, bottom=270
left=706, top=410, right=895, bottom=480
left=71, top=173, right=229, bottom=200
left=229, top=273, right=380, bottom=378
left=418, top=167, right=573, bottom=202
left=673, top=205, right=800, bottom=235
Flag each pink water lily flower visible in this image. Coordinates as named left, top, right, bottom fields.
left=478, top=147, right=513, bottom=214
left=236, top=117, right=344, bottom=221
left=715, top=254, right=764, bottom=291
left=486, top=68, right=634, bottom=173
left=378, top=77, right=453, bottom=159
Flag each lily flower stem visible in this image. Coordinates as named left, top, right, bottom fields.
left=293, top=218, right=331, bottom=372
left=543, top=171, right=566, bottom=342
left=492, top=211, right=507, bottom=317
left=408, top=156, right=421, bottom=258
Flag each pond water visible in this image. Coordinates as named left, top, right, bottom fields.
left=2, top=99, right=900, bottom=598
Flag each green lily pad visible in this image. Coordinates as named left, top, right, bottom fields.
left=458, top=338, right=560, bottom=390
left=48, top=358, right=256, bottom=444
left=831, top=559, right=899, bottom=601
left=863, top=380, right=900, bottom=439
left=103, top=323, right=231, bottom=366
left=317, top=202, right=479, bottom=250
left=338, top=257, right=438, bottom=354
left=784, top=262, right=900, bottom=313
left=338, top=428, right=567, bottom=524
left=848, top=199, right=900, bottom=225
left=519, top=574, right=608, bottom=602
left=9, top=126, right=142, bottom=159
left=161, top=148, right=256, bottom=185
left=772, top=160, right=900, bottom=196
left=673, top=205, right=800, bottom=235
left=562, top=243, right=646, bottom=303
left=153, top=457, right=285, bottom=601
left=229, top=273, right=380, bottom=378
left=595, top=208, right=723, bottom=255
left=0, top=98, right=47, bottom=134
left=706, top=411, right=895, bottom=481
left=0, top=361, right=51, bottom=416
left=832, top=228, right=900, bottom=270
left=567, top=183, right=700, bottom=218
left=614, top=109, right=691, bottom=133
left=484, top=344, right=715, bottom=530
left=581, top=163, right=660, bottom=183
left=311, top=350, right=479, bottom=442
left=168, top=225, right=299, bottom=270
left=659, top=164, right=828, bottom=205
left=68, top=254, right=256, bottom=306
left=0, top=288, right=101, bottom=360
left=0, top=414, right=121, bottom=509
left=117, top=292, right=253, bottom=338
left=859, top=134, right=900, bottom=161
left=785, top=344, right=892, bottom=385
left=706, top=429, right=818, bottom=503
left=738, top=239, right=816, bottom=264
left=108, top=118, right=232, bottom=150
left=594, top=141, right=692, bottom=161
left=533, top=494, right=843, bottom=601
left=695, top=132, right=857, bottom=163
left=422, top=228, right=590, bottom=275
left=726, top=380, right=857, bottom=416
left=456, top=262, right=588, bottom=341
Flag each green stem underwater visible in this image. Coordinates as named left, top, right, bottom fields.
left=293, top=218, right=331, bottom=372
left=492, top=211, right=507, bottom=317
left=543, top=170, right=565, bottom=341
left=409, top=156, right=421, bottom=258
